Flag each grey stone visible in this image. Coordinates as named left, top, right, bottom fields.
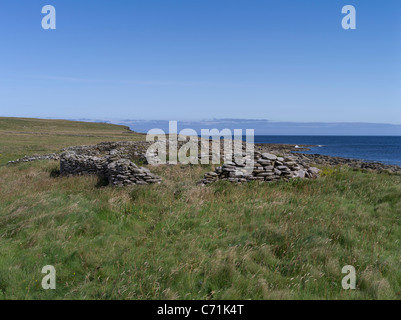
left=261, top=153, right=277, bottom=161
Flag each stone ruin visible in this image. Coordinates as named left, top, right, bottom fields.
left=200, top=152, right=320, bottom=185
left=7, top=140, right=328, bottom=187
left=60, top=142, right=161, bottom=186
left=8, top=136, right=401, bottom=187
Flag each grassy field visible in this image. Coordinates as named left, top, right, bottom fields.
left=0, top=117, right=400, bottom=300
left=0, top=117, right=144, bottom=165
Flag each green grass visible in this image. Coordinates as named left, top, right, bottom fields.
left=0, top=117, right=144, bottom=165
left=0, top=117, right=400, bottom=300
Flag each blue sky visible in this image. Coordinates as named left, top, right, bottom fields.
left=0, top=0, right=400, bottom=123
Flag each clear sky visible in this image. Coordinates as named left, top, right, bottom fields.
left=0, top=0, right=400, bottom=123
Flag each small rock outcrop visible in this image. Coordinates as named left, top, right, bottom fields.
left=200, top=152, right=320, bottom=185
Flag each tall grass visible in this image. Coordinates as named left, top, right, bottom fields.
left=0, top=161, right=400, bottom=300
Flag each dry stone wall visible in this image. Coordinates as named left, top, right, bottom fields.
left=60, top=143, right=161, bottom=186
left=201, top=152, right=320, bottom=185
left=7, top=138, right=401, bottom=189
left=107, top=159, right=161, bottom=186
left=7, top=153, right=60, bottom=165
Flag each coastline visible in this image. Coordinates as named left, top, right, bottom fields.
left=254, top=142, right=401, bottom=173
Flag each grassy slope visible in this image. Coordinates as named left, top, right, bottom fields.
left=0, top=117, right=144, bottom=165
left=0, top=118, right=400, bottom=300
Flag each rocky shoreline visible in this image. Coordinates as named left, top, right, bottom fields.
left=253, top=143, right=401, bottom=174
left=293, top=152, right=401, bottom=173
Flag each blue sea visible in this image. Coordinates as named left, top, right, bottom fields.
left=253, top=136, right=401, bottom=167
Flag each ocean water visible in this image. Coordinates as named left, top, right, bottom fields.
left=253, top=136, right=401, bottom=166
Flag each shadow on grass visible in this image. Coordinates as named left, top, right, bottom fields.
left=95, top=176, right=109, bottom=188
left=49, top=167, right=60, bottom=178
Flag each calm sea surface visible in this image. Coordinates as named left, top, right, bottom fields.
left=253, top=136, right=401, bottom=166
